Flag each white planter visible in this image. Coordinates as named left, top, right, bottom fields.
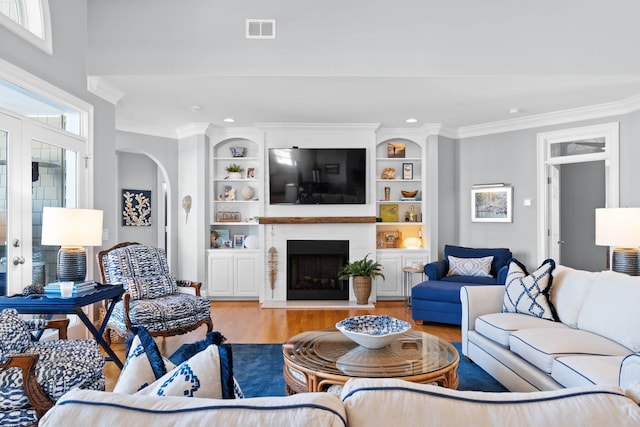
left=228, top=172, right=242, bottom=179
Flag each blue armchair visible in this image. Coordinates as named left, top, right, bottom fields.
left=411, top=245, right=512, bottom=325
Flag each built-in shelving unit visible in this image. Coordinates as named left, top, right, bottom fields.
left=374, top=138, right=429, bottom=298
left=207, top=137, right=263, bottom=298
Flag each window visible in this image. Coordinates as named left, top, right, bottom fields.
left=0, top=0, right=51, bottom=54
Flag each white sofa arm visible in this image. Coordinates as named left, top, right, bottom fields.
left=460, top=285, right=504, bottom=356
left=620, top=354, right=640, bottom=390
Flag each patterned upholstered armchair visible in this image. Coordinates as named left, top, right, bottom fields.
left=97, top=242, right=213, bottom=343
left=0, top=308, right=105, bottom=427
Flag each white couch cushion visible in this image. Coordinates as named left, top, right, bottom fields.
left=476, top=313, right=567, bottom=347
left=552, top=355, right=624, bottom=388
left=620, top=354, right=640, bottom=389
left=548, top=265, right=597, bottom=328
left=503, top=259, right=556, bottom=320
left=340, top=378, right=640, bottom=427
left=40, top=388, right=347, bottom=427
left=509, top=328, right=631, bottom=374
left=577, top=270, right=640, bottom=352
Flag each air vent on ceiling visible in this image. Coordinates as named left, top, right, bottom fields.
left=246, top=19, right=276, bottom=39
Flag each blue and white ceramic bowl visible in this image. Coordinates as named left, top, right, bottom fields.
left=229, top=146, right=246, bottom=157
left=336, top=315, right=411, bottom=349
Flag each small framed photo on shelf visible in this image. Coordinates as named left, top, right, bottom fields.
left=387, top=141, right=406, bottom=158
left=378, top=231, right=402, bottom=248
left=247, top=167, right=255, bottom=179
left=211, top=229, right=230, bottom=248
left=234, top=234, right=245, bottom=249
left=222, top=239, right=233, bottom=248
left=402, top=163, right=413, bottom=180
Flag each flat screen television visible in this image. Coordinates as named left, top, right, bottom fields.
left=268, top=148, right=366, bottom=204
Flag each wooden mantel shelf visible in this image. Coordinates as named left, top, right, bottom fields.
left=259, top=216, right=377, bottom=224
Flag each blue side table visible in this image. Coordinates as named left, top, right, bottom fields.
left=0, top=284, right=125, bottom=368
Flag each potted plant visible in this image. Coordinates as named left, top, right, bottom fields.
left=225, top=163, right=244, bottom=179
left=338, top=254, right=385, bottom=304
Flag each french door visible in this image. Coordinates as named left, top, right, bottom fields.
left=0, top=110, right=87, bottom=298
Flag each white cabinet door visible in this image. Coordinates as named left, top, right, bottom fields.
left=234, top=253, right=258, bottom=297
left=376, top=253, right=402, bottom=297
left=208, top=253, right=234, bottom=297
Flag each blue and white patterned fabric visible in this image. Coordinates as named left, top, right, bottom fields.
left=0, top=309, right=105, bottom=427
left=109, top=293, right=212, bottom=334
left=104, top=245, right=178, bottom=300
left=114, top=326, right=175, bottom=393
left=102, top=244, right=211, bottom=335
left=503, top=258, right=557, bottom=320
left=0, top=309, right=31, bottom=363
left=447, top=255, right=494, bottom=277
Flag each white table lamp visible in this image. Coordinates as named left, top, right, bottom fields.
left=41, top=207, right=103, bottom=282
left=595, top=207, right=640, bottom=275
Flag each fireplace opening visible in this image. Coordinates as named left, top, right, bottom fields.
left=287, top=240, right=349, bottom=300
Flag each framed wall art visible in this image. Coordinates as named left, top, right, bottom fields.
left=122, top=189, right=151, bottom=226
left=471, top=186, right=513, bottom=223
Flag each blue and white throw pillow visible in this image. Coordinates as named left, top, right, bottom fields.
left=503, top=258, right=557, bottom=321
left=113, top=326, right=175, bottom=393
left=135, top=344, right=235, bottom=399
left=447, top=255, right=494, bottom=277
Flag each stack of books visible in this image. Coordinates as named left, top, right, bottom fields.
left=44, top=281, right=97, bottom=297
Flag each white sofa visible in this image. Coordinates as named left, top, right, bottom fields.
left=40, top=378, right=640, bottom=427
left=461, top=265, right=640, bottom=392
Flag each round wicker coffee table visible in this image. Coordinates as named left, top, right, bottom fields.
left=282, top=328, right=459, bottom=394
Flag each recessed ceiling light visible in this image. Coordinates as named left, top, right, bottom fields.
left=509, top=107, right=520, bottom=114
left=223, top=118, right=235, bottom=123
left=190, top=105, right=201, bottom=112
left=406, top=118, right=418, bottom=123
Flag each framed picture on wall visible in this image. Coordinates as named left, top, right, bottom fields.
left=121, top=189, right=152, bottom=226
left=471, top=186, right=513, bottom=222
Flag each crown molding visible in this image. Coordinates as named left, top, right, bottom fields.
left=457, top=92, right=640, bottom=139
left=87, top=76, right=124, bottom=105
left=255, top=122, right=381, bottom=132
left=175, top=123, right=212, bottom=139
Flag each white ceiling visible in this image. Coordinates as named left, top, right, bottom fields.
left=86, top=1, right=640, bottom=139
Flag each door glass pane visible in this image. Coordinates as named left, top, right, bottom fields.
left=32, top=140, right=76, bottom=286
left=0, top=130, right=6, bottom=295
left=550, top=137, right=605, bottom=158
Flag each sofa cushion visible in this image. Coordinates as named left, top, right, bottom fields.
left=40, top=388, right=347, bottom=427
left=340, top=378, right=640, bottom=427
left=548, top=265, right=597, bottom=328
left=447, top=255, right=493, bottom=277
left=413, top=280, right=495, bottom=304
left=552, top=355, right=624, bottom=388
left=444, top=245, right=512, bottom=277
left=577, top=270, right=640, bottom=352
left=503, top=259, right=557, bottom=321
left=475, top=313, right=568, bottom=347
left=509, top=328, right=632, bottom=374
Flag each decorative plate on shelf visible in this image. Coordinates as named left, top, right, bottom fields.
left=336, top=315, right=411, bottom=349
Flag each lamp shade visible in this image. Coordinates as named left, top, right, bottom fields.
left=41, top=207, right=103, bottom=247
left=595, top=208, right=640, bottom=248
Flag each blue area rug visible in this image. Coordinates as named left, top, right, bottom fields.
left=232, top=342, right=506, bottom=397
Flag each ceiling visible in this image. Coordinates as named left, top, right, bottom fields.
left=86, top=1, right=640, bottom=139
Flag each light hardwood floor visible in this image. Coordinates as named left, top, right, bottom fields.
left=104, top=300, right=461, bottom=391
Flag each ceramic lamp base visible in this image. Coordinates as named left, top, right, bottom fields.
left=57, top=246, right=87, bottom=282
left=612, top=247, right=640, bottom=276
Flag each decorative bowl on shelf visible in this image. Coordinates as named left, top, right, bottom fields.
left=336, top=315, right=411, bottom=349
left=401, top=190, right=418, bottom=198
left=229, top=146, right=246, bottom=157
